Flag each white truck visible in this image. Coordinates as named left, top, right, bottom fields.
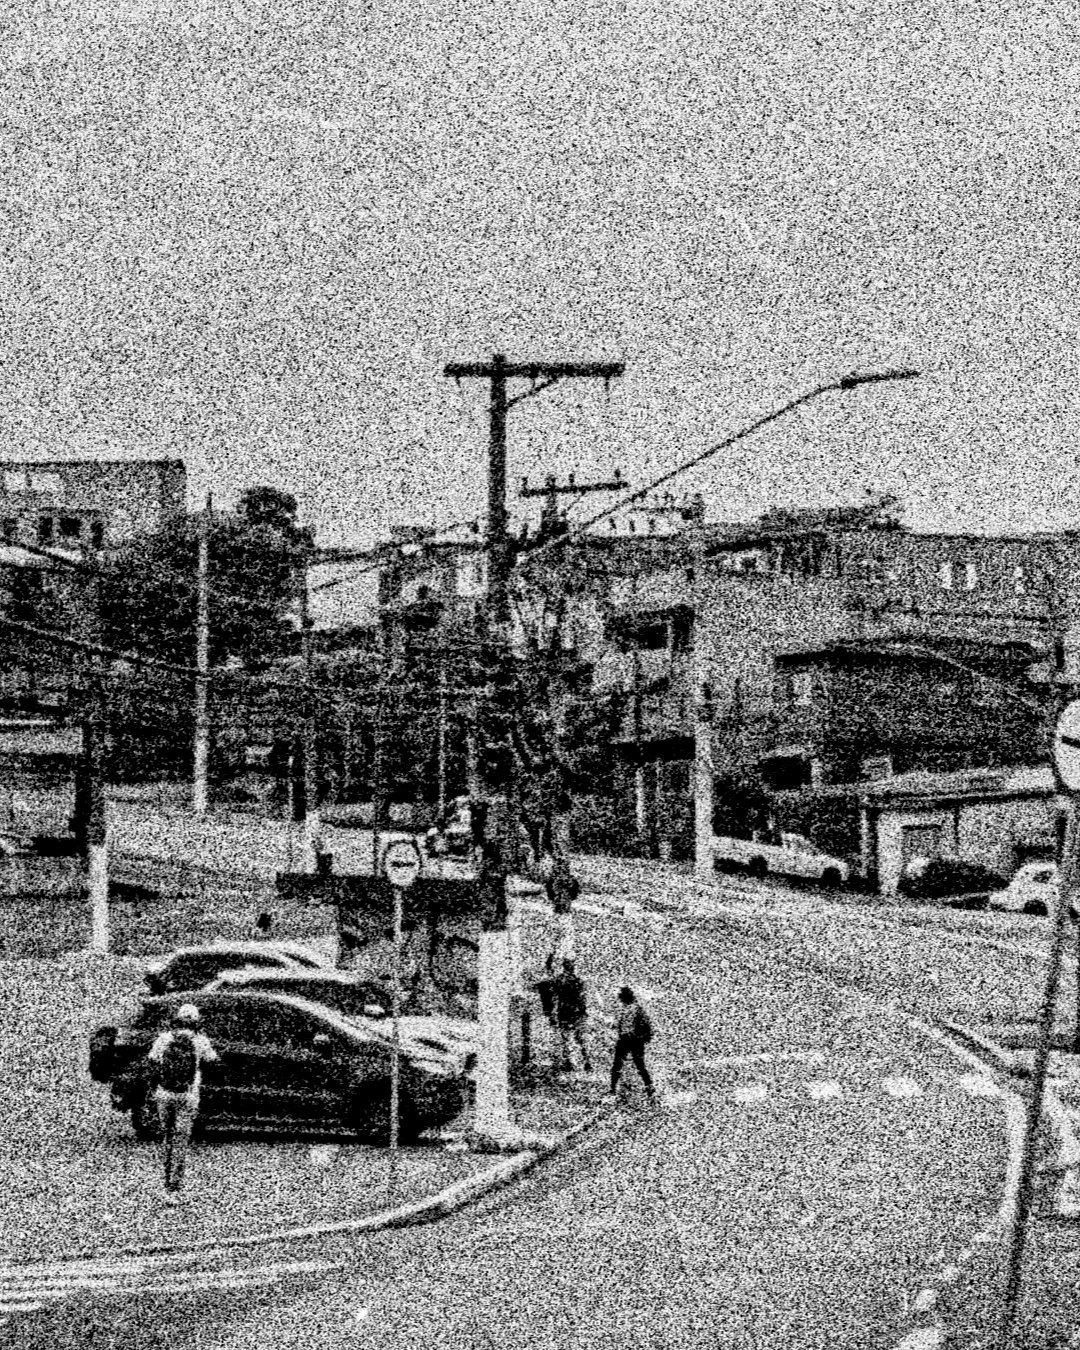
left=712, top=832, right=851, bottom=886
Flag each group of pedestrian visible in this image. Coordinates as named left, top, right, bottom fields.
left=534, top=955, right=655, bottom=1101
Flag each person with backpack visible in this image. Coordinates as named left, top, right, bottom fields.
left=608, top=985, right=656, bottom=1101
left=146, top=1003, right=219, bottom=1204
left=552, top=957, right=593, bottom=1073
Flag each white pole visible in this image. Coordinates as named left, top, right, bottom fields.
left=473, top=925, right=511, bottom=1138
left=388, top=881, right=402, bottom=1196
left=88, top=835, right=109, bottom=954
left=193, top=493, right=210, bottom=818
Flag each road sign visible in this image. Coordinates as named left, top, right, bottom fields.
left=382, top=839, right=422, bottom=890
left=1055, top=700, right=1080, bottom=792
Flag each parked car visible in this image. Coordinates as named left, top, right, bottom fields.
left=203, top=969, right=479, bottom=1061
left=712, top=831, right=851, bottom=886
left=989, top=861, right=1058, bottom=916
left=897, top=856, right=1007, bottom=909
left=88, top=990, right=474, bottom=1143
left=143, top=941, right=332, bottom=996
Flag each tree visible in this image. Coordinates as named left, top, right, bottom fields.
left=98, top=486, right=309, bottom=781
left=101, top=488, right=307, bottom=671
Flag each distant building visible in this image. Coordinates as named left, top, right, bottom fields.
left=0, top=457, right=185, bottom=552
left=584, top=512, right=1077, bottom=859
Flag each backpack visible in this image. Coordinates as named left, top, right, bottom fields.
left=634, top=1007, right=653, bottom=1043
left=557, top=974, right=587, bottom=1023
left=156, top=1030, right=198, bottom=1093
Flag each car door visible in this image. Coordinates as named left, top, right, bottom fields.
left=190, top=1001, right=250, bottom=1123
left=227, top=1000, right=347, bottom=1127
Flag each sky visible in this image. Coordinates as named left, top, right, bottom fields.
left=1, top=0, right=1077, bottom=552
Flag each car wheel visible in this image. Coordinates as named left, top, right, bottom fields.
left=821, top=868, right=841, bottom=888
left=349, top=1085, right=418, bottom=1145
left=748, top=857, right=767, bottom=878
left=131, top=1092, right=161, bottom=1142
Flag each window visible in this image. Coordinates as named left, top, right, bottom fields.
left=1, top=518, right=15, bottom=542
left=938, top=562, right=953, bottom=591
left=1014, top=564, right=1028, bottom=595
left=29, top=473, right=62, bottom=495
left=37, top=516, right=53, bottom=544
left=792, top=671, right=813, bottom=706
left=58, top=516, right=81, bottom=540
left=859, top=556, right=884, bottom=584
left=964, top=562, right=977, bottom=591
left=89, top=521, right=104, bottom=548
left=3, top=470, right=26, bottom=492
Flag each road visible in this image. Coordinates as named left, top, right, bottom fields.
left=3, top=870, right=1024, bottom=1350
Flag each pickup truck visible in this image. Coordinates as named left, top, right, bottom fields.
left=713, top=832, right=851, bottom=886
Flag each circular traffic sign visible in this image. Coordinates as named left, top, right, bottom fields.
left=382, top=839, right=422, bottom=889
left=1054, top=700, right=1080, bottom=793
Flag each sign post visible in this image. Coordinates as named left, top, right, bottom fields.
left=381, top=839, right=422, bottom=1198
left=998, top=702, right=1080, bottom=1345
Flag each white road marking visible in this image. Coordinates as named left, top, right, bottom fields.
left=805, top=1080, right=843, bottom=1100
left=664, top=1091, right=699, bottom=1107
left=956, top=1073, right=1000, bottom=1097
left=732, top=1082, right=769, bottom=1103
left=309, top=1144, right=339, bottom=1166
left=882, top=1076, right=924, bottom=1099
left=697, top=1049, right=826, bottom=1071
left=0, top=1258, right=336, bottom=1310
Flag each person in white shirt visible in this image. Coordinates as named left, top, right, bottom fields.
left=146, top=1003, right=219, bottom=1204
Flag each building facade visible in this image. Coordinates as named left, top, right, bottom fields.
left=0, top=458, right=186, bottom=553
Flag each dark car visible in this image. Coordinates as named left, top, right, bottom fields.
left=142, top=941, right=331, bottom=996
left=88, top=990, right=472, bottom=1143
left=897, top=856, right=1007, bottom=909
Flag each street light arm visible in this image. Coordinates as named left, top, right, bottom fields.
left=518, top=368, right=920, bottom=570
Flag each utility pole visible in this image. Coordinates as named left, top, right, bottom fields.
left=443, top=352, right=625, bottom=1146
left=192, top=493, right=211, bottom=818
left=444, top=354, right=625, bottom=632
left=297, top=529, right=321, bottom=869
left=520, top=470, right=629, bottom=861
left=520, top=470, right=625, bottom=539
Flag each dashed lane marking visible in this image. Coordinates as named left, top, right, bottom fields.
left=956, top=1072, right=1000, bottom=1097
left=805, top=1080, right=843, bottom=1100
left=882, top=1076, right=924, bottom=1099
left=732, top=1082, right=769, bottom=1104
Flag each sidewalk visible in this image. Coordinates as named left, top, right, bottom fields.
left=1, top=952, right=607, bottom=1266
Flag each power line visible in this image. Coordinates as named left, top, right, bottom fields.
left=518, top=369, right=922, bottom=570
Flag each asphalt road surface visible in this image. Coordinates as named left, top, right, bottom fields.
left=3, top=878, right=1019, bottom=1350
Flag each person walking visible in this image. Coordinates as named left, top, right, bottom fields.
left=553, top=957, right=593, bottom=1073
left=533, top=953, right=560, bottom=1060
left=609, top=985, right=656, bottom=1101
left=146, top=1003, right=219, bottom=1205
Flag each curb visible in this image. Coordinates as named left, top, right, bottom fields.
left=8, top=1102, right=615, bottom=1271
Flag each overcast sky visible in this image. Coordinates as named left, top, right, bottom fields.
left=2, top=1, right=1076, bottom=548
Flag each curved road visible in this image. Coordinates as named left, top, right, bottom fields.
left=3, top=882, right=1020, bottom=1349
